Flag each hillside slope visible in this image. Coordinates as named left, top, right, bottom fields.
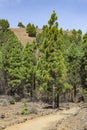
left=11, top=28, right=35, bottom=47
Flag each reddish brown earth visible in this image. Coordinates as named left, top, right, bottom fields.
left=11, top=28, right=35, bottom=46
left=11, top=28, right=42, bottom=47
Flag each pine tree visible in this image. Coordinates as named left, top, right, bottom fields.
left=0, top=51, right=5, bottom=94
left=0, top=19, right=9, bottom=31
left=81, top=33, right=87, bottom=90
left=18, top=22, right=25, bottom=28
left=66, top=29, right=83, bottom=101
left=3, top=30, right=23, bottom=96
left=26, top=23, right=36, bottom=37
left=22, top=43, right=36, bottom=99
left=36, top=11, right=68, bottom=108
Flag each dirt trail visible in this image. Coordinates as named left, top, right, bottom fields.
left=4, top=107, right=80, bottom=130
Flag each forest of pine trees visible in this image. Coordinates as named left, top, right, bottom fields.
left=0, top=11, right=87, bottom=108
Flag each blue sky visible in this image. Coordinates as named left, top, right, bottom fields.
left=0, top=0, right=87, bottom=33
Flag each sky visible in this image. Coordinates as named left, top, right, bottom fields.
left=0, top=0, right=87, bottom=33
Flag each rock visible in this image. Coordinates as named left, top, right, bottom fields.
left=77, top=95, right=85, bottom=102
left=0, top=125, right=6, bottom=129
left=21, top=118, right=27, bottom=123
left=15, top=120, right=20, bottom=124
left=84, top=126, right=87, bottom=130
left=66, top=106, right=70, bottom=110
left=0, top=99, right=9, bottom=106
left=30, top=107, right=38, bottom=114
left=1, top=114, right=5, bottom=119
left=73, top=112, right=78, bottom=116
left=15, top=112, right=20, bottom=115
left=14, top=94, right=21, bottom=102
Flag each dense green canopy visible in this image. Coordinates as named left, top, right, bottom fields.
left=0, top=11, right=87, bottom=107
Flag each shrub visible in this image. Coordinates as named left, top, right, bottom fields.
left=21, top=108, right=30, bottom=115
left=9, top=98, right=15, bottom=104
left=26, top=23, right=36, bottom=37
left=21, top=100, right=30, bottom=115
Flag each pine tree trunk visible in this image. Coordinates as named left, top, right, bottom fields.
left=74, top=85, right=77, bottom=102
left=30, top=89, right=33, bottom=101
left=33, top=73, right=36, bottom=90
left=52, top=86, right=55, bottom=109
left=74, top=85, right=76, bottom=97
left=56, top=93, right=59, bottom=108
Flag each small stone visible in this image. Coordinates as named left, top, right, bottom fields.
left=73, top=112, right=78, bottom=116
left=84, top=126, right=87, bottom=130
left=24, top=118, right=27, bottom=121
left=15, top=120, right=20, bottom=124
left=1, top=125, right=6, bottom=129
left=1, top=114, right=5, bottom=119
left=15, top=112, right=20, bottom=115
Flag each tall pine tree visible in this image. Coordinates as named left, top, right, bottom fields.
left=36, top=11, right=68, bottom=108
